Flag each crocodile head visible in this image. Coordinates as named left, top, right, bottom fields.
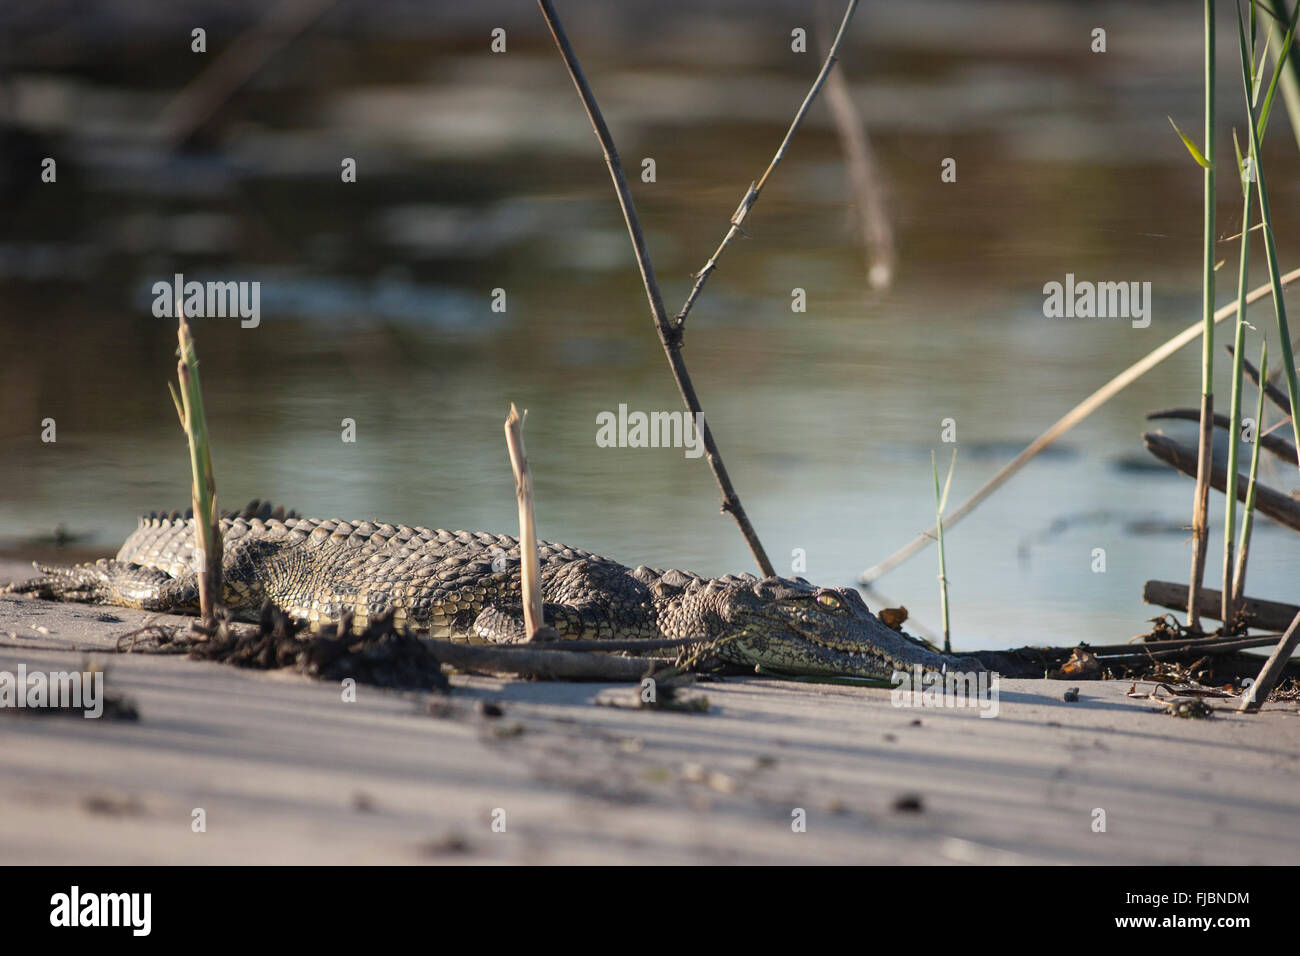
left=706, top=576, right=981, bottom=680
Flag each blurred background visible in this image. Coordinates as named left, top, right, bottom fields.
left=1, top=0, right=1297, bottom=649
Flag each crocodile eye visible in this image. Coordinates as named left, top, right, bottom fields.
left=816, top=593, right=841, bottom=610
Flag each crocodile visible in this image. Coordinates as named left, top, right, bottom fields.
left=6, top=501, right=981, bottom=679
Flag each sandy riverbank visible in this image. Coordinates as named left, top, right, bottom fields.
left=1, top=559, right=1296, bottom=865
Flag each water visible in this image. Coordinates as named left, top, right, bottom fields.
left=1, top=0, right=1296, bottom=648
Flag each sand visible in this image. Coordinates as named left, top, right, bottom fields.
left=1, top=558, right=1296, bottom=865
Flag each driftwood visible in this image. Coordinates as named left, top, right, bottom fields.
left=1142, top=431, right=1300, bottom=532
left=1143, top=580, right=1300, bottom=632
left=1146, top=407, right=1298, bottom=465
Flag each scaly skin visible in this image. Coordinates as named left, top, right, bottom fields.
left=6, top=501, right=981, bottom=679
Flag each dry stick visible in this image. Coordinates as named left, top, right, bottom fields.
left=503, top=404, right=552, bottom=641
left=675, top=0, right=860, bottom=334
left=1239, top=609, right=1300, bottom=711
left=1142, top=431, right=1300, bottom=532
left=819, top=13, right=894, bottom=291
left=858, top=267, right=1300, bottom=584
left=1145, top=407, right=1297, bottom=464
left=1143, top=579, right=1299, bottom=632
left=538, top=0, right=841, bottom=579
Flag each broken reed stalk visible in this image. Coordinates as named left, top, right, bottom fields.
left=167, top=305, right=222, bottom=628
left=932, top=449, right=956, bottom=654
left=858, top=267, right=1300, bottom=584
left=1186, top=0, right=1217, bottom=632
left=503, top=404, right=550, bottom=641
left=539, top=0, right=858, bottom=579
left=1233, top=340, right=1269, bottom=607
left=1239, top=608, right=1300, bottom=711
left=675, top=0, right=861, bottom=331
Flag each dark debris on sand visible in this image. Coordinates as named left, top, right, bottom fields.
left=118, top=603, right=448, bottom=693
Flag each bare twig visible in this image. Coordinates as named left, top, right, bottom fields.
left=675, top=0, right=861, bottom=331
left=537, top=0, right=812, bottom=577
left=859, top=267, right=1300, bottom=584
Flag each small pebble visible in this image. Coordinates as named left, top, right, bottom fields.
left=893, top=794, right=924, bottom=813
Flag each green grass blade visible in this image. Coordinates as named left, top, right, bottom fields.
left=1169, top=116, right=1214, bottom=168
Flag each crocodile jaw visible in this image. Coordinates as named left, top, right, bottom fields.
left=722, top=624, right=975, bottom=680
